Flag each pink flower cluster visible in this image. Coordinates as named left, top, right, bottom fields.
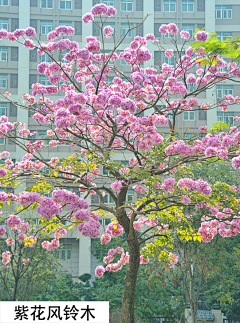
left=177, top=178, right=212, bottom=196
left=195, top=31, right=208, bottom=42
left=0, top=167, right=7, bottom=177
left=2, top=251, right=11, bottom=265
left=133, top=185, right=146, bottom=195
left=18, top=192, right=41, bottom=206
left=101, top=247, right=130, bottom=274
left=77, top=211, right=100, bottom=238
left=111, top=180, right=123, bottom=193
left=0, top=226, right=6, bottom=236
left=95, top=265, right=105, bottom=277
left=42, top=239, right=59, bottom=251
left=6, top=237, right=15, bottom=246
left=140, top=255, right=149, bottom=264
left=106, top=222, right=124, bottom=237
left=36, top=197, right=61, bottom=219
left=103, top=26, right=113, bottom=38
left=161, top=177, right=175, bottom=193
left=52, top=189, right=89, bottom=210
left=54, top=227, right=67, bottom=239
left=7, top=214, right=21, bottom=229
left=159, top=23, right=178, bottom=35
left=168, top=253, right=178, bottom=268
left=100, top=233, right=111, bottom=245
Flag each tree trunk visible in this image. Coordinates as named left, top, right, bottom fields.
left=117, top=189, right=140, bottom=323
left=190, top=306, right=197, bottom=323
left=121, top=232, right=140, bottom=323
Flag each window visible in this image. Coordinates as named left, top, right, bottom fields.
left=183, top=111, right=195, bottom=121
left=30, top=0, right=37, bottom=6
left=60, top=0, right=72, bottom=9
left=103, top=192, right=115, bottom=204
left=182, top=0, right=194, bottom=12
left=10, top=103, right=17, bottom=117
left=0, top=74, right=8, bottom=88
left=40, top=21, right=53, bottom=35
left=215, top=6, right=232, bottom=19
left=127, top=189, right=134, bottom=202
left=102, top=0, right=115, bottom=5
left=40, top=0, right=53, bottom=8
left=0, top=0, right=8, bottom=5
left=56, top=244, right=72, bottom=260
left=182, top=24, right=194, bottom=38
left=30, top=48, right=37, bottom=62
left=121, top=23, right=133, bottom=37
left=0, top=18, right=9, bottom=31
left=39, top=75, right=51, bottom=86
left=0, top=103, right=7, bottom=116
left=10, top=74, right=18, bottom=88
left=216, top=85, right=233, bottom=98
left=59, top=21, right=72, bottom=26
left=0, top=138, right=5, bottom=145
left=199, top=110, right=206, bottom=120
left=217, top=112, right=234, bottom=125
left=11, top=47, right=18, bottom=61
left=154, top=0, right=161, bottom=11
left=121, top=0, right=133, bottom=12
left=74, top=21, right=82, bottom=35
left=40, top=53, right=52, bottom=63
left=163, top=0, right=176, bottom=12
left=197, top=0, right=204, bottom=11
left=217, top=32, right=232, bottom=42
left=0, top=47, right=8, bottom=61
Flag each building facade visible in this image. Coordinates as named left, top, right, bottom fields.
left=0, top=0, right=239, bottom=279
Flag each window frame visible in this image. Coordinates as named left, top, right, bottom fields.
left=121, top=0, right=133, bottom=12
left=0, top=74, right=8, bottom=88
left=216, top=85, right=233, bottom=98
left=0, top=47, right=8, bottom=62
left=56, top=244, right=72, bottom=260
left=182, top=0, right=194, bottom=12
left=121, top=23, right=133, bottom=38
left=0, top=18, right=9, bottom=31
left=0, top=103, right=7, bottom=116
left=183, top=110, right=195, bottom=121
left=40, top=0, right=53, bottom=8
left=215, top=5, right=232, bottom=19
left=217, top=111, right=234, bottom=125
left=0, top=138, right=5, bottom=145
left=217, top=32, right=232, bottom=42
left=59, top=0, right=72, bottom=9
left=102, top=0, right=115, bottom=6
left=0, top=0, right=8, bottom=6
left=40, top=20, right=53, bottom=35
left=163, top=0, right=176, bottom=12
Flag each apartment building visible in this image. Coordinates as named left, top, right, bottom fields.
left=0, top=0, right=239, bottom=280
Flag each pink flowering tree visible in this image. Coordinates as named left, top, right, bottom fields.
left=0, top=216, right=62, bottom=301
left=1, top=3, right=240, bottom=322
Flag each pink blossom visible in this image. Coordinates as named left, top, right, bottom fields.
left=111, top=180, right=122, bottom=193
left=100, top=233, right=111, bottom=245
left=195, top=31, right=208, bottom=42
left=95, top=265, right=105, bottom=277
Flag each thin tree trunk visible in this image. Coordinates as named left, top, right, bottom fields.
left=121, top=232, right=140, bottom=323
